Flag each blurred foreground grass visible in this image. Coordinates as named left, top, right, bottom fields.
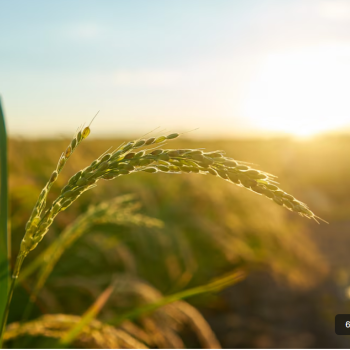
left=5, top=135, right=350, bottom=348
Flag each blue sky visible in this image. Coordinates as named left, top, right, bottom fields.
left=1, top=0, right=350, bottom=138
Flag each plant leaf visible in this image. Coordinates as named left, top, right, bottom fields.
left=109, top=270, right=246, bottom=325
left=0, top=97, right=9, bottom=342
left=60, top=282, right=115, bottom=346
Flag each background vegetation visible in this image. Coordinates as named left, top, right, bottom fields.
left=4, top=134, right=350, bottom=348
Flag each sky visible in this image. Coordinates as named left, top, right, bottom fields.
left=1, top=0, right=350, bottom=138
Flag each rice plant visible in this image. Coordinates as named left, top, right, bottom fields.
left=0, top=108, right=325, bottom=348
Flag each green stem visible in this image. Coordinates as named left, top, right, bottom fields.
left=0, top=253, right=26, bottom=347
left=0, top=97, right=9, bottom=349
left=0, top=278, right=15, bottom=347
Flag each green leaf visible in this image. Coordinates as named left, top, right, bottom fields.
left=60, top=283, right=115, bottom=346
left=0, top=97, right=9, bottom=345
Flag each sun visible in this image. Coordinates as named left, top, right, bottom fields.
left=241, top=45, right=350, bottom=137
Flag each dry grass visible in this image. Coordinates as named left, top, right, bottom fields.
left=4, top=314, right=147, bottom=349
left=4, top=275, right=224, bottom=348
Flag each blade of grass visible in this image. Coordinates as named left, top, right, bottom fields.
left=109, top=270, right=246, bottom=326
left=59, top=282, right=115, bottom=347
left=0, top=97, right=10, bottom=348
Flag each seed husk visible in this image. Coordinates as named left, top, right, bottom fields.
left=63, top=188, right=81, bottom=199
left=86, top=179, right=97, bottom=186
left=260, top=188, right=274, bottom=198
left=169, top=165, right=180, bottom=172
left=159, top=153, right=170, bottom=161
left=57, top=156, right=65, bottom=171
left=82, top=127, right=90, bottom=139
left=76, top=177, right=87, bottom=186
left=82, top=166, right=93, bottom=175
left=142, top=167, right=157, bottom=173
left=100, top=154, right=111, bottom=162
left=98, top=161, right=109, bottom=171
left=246, top=170, right=267, bottom=180
left=155, top=136, right=166, bottom=143
left=208, top=168, right=217, bottom=176
left=201, top=157, right=214, bottom=166
left=283, top=193, right=294, bottom=201
left=237, top=165, right=249, bottom=171
left=240, top=176, right=256, bottom=188
left=181, top=166, right=191, bottom=173
left=122, top=142, right=134, bottom=152
left=283, top=199, right=294, bottom=210
left=124, top=152, right=136, bottom=159
left=255, top=173, right=267, bottom=180
left=124, top=164, right=135, bottom=171
left=299, top=206, right=313, bottom=216
left=273, top=197, right=284, bottom=206
left=184, top=160, right=198, bottom=167
left=111, top=150, right=123, bottom=159
left=102, top=174, right=117, bottom=180
left=168, top=150, right=180, bottom=157
left=245, top=170, right=260, bottom=177
left=91, top=160, right=99, bottom=169
left=251, top=185, right=264, bottom=194
left=158, top=160, right=170, bottom=166
left=167, top=133, right=179, bottom=139
left=39, top=189, right=47, bottom=200
left=157, top=165, right=169, bottom=172
left=191, top=154, right=205, bottom=162
left=217, top=170, right=228, bottom=179
left=185, top=150, right=202, bottom=156
left=134, top=140, right=146, bottom=148
left=224, top=160, right=237, bottom=167
left=274, top=190, right=285, bottom=197
left=169, top=159, right=181, bottom=166
left=135, top=151, right=145, bottom=158
left=139, top=159, right=154, bottom=166
left=206, top=152, right=223, bottom=158
left=60, top=198, right=73, bottom=209
left=227, top=173, right=239, bottom=184
left=49, top=171, right=58, bottom=183
left=179, top=149, right=191, bottom=154
left=61, top=184, right=72, bottom=194
left=52, top=203, right=62, bottom=215
left=145, top=137, right=156, bottom=145
left=151, top=150, right=163, bottom=156
left=68, top=171, right=82, bottom=186
left=71, top=138, right=77, bottom=150
left=65, top=146, right=72, bottom=158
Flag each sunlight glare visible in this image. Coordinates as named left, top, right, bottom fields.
left=242, top=45, right=350, bottom=137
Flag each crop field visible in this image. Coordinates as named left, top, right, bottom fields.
left=3, top=134, right=350, bottom=348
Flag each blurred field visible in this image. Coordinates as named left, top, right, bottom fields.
left=6, top=134, right=350, bottom=348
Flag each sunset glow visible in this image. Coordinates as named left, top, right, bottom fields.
left=1, top=1, right=350, bottom=138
